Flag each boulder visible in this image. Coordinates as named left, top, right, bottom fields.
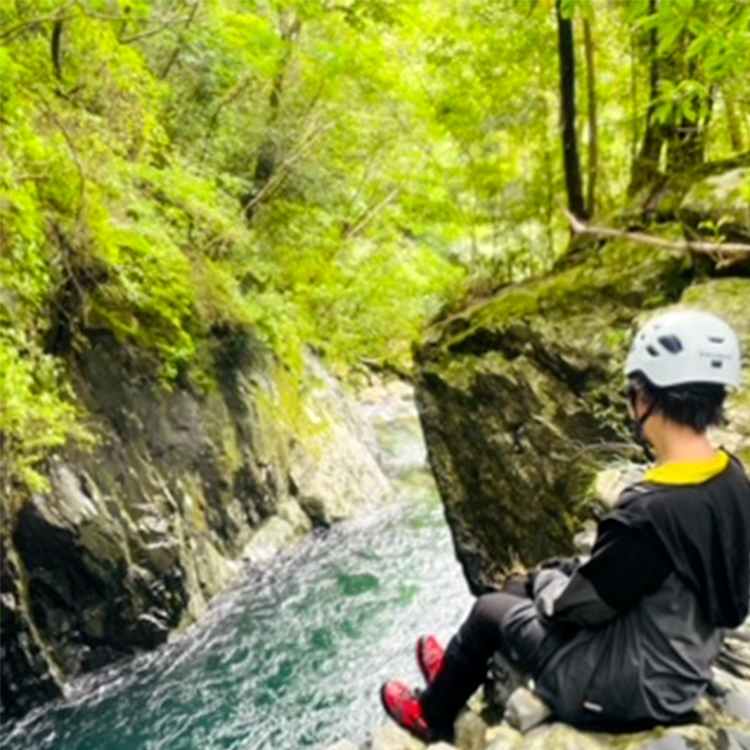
left=367, top=725, right=426, bottom=750
left=0, top=543, right=62, bottom=719
left=414, top=239, right=693, bottom=592
left=485, top=725, right=523, bottom=750
left=678, top=168, right=750, bottom=243
left=455, top=709, right=489, bottom=750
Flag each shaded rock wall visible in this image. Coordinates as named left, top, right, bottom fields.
left=414, top=168, right=749, bottom=594
left=0, top=333, right=391, bottom=719
left=414, top=239, right=698, bottom=593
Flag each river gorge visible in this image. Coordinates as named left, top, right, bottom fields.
left=1, top=390, right=473, bottom=750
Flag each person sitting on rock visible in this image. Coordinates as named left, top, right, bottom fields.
left=380, top=310, right=750, bottom=742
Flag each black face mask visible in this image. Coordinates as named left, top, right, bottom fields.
left=627, top=385, right=655, bottom=461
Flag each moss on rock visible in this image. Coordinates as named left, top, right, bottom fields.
left=678, top=168, right=750, bottom=243
left=415, top=237, right=696, bottom=591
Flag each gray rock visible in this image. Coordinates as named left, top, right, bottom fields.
left=717, top=728, right=750, bottom=750
left=517, top=722, right=608, bottom=749
left=289, top=353, right=393, bottom=527
left=638, top=737, right=696, bottom=750
left=0, top=545, right=62, bottom=720
left=678, top=167, right=750, bottom=243
left=713, top=691, right=750, bottom=722
left=454, top=710, right=488, bottom=750
left=484, top=725, right=522, bottom=750
left=367, top=725, right=425, bottom=750
left=503, top=688, right=552, bottom=733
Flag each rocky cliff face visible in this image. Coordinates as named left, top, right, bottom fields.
left=414, top=168, right=749, bottom=595
left=0, top=332, right=392, bottom=720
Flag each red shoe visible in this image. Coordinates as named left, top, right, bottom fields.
left=380, top=681, right=431, bottom=742
left=416, top=635, right=445, bottom=685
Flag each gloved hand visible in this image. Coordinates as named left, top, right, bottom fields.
left=523, top=556, right=580, bottom=599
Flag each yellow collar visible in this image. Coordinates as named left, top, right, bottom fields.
left=644, top=450, right=730, bottom=485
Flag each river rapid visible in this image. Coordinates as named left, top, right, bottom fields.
left=1, top=390, right=472, bottom=750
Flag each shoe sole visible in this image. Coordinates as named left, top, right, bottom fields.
left=379, top=683, right=394, bottom=720
left=416, top=637, right=428, bottom=684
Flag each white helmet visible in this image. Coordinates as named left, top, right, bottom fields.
left=625, top=310, right=741, bottom=387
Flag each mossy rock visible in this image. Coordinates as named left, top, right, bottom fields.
left=679, top=278, right=750, bottom=465
left=679, top=168, right=750, bottom=243
left=415, top=238, right=694, bottom=591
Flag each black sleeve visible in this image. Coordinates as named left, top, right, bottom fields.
left=533, top=519, right=673, bottom=627
left=579, top=518, right=672, bottom=611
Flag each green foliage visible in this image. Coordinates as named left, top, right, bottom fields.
left=0, top=332, right=90, bottom=493
left=628, top=0, right=750, bottom=146
left=1, top=0, right=748, bottom=490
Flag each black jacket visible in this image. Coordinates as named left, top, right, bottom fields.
left=532, top=455, right=750, bottom=727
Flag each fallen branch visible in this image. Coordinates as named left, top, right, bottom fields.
left=563, top=208, right=750, bottom=268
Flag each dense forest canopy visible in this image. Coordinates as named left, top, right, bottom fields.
left=1, top=0, right=749, bottom=491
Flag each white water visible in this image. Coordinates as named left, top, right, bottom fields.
left=1, top=394, right=473, bottom=750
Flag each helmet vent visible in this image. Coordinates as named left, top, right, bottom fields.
left=708, top=336, right=725, bottom=344
left=658, top=335, right=683, bottom=353
left=646, top=345, right=660, bottom=357
left=711, top=360, right=724, bottom=369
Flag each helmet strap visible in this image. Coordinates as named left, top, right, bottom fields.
left=631, top=402, right=656, bottom=462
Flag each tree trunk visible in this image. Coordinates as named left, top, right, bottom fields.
left=725, top=90, right=745, bottom=153
left=556, top=0, right=586, bottom=219
left=583, top=17, right=598, bottom=217
left=51, top=17, right=64, bottom=82
left=628, top=0, right=665, bottom=196
left=665, top=58, right=708, bottom=174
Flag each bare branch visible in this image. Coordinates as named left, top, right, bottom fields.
left=33, top=90, right=85, bottom=220
left=343, top=186, right=402, bottom=239
left=242, top=123, right=331, bottom=215
left=563, top=208, right=750, bottom=267
left=201, top=75, right=257, bottom=162
left=159, top=0, right=201, bottom=79
left=119, top=7, right=197, bottom=44
left=0, top=3, right=76, bottom=43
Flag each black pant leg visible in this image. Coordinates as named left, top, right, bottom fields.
left=420, top=592, right=527, bottom=735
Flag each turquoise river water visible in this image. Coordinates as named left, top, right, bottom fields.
left=0, top=395, right=473, bottom=750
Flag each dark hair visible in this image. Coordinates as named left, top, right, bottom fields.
left=629, top=374, right=726, bottom=432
